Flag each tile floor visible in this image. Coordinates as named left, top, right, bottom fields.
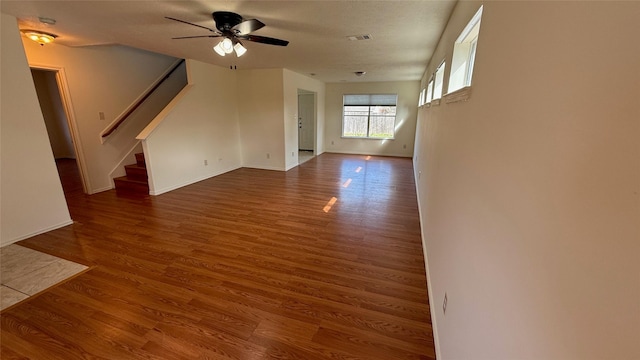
left=299, top=150, right=314, bottom=164
left=0, top=244, right=88, bottom=311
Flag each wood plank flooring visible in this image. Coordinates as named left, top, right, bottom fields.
left=1, top=153, right=435, bottom=359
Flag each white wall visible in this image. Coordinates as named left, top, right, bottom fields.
left=139, top=60, right=242, bottom=195
left=237, top=68, right=286, bottom=170
left=414, top=2, right=640, bottom=359
left=141, top=66, right=326, bottom=193
left=283, top=69, right=326, bottom=170
left=325, top=81, right=419, bottom=157
left=1, top=14, right=72, bottom=246
left=22, top=36, right=177, bottom=193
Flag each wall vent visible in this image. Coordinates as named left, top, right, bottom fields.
left=347, top=34, right=373, bottom=41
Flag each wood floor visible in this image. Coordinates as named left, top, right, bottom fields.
left=1, top=153, right=435, bottom=360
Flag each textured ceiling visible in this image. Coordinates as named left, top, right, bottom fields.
left=1, top=0, right=457, bottom=83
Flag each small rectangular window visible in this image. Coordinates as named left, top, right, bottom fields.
left=449, top=5, right=483, bottom=93
left=419, top=88, right=426, bottom=106
left=466, top=38, right=478, bottom=85
left=426, top=80, right=434, bottom=103
left=433, top=61, right=446, bottom=100
left=342, top=94, right=397, bottom=139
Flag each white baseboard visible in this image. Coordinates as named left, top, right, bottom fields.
left=241, top=165, right=286, bottom=172
left=150, top=166, right=241, bottom=196
left=1, top=220, right=74, bottom=248
left=89, top=186, right=113, bottom=194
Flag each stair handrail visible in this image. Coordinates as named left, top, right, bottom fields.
left=101, top=59, right=186, bottom=139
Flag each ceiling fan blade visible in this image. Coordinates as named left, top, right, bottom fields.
left=232, top=19, right=265, bottom=35
left=240, top=34, right=289, bottom=46
left=165, top=16, right=218, bottom=33
left=172, top=35, right=222, bottom=40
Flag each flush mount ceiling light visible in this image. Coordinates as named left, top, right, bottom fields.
left=21, top=29, right=57, bottom=46
left=213, top=37, right=246, bottom=57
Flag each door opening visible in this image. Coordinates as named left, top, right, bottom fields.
left=31, top=68, right=87, bottom=197
left=297, top=89, right=316, bottom=164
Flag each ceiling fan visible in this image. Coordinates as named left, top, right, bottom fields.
left=166, top=11, right=289, bottom=57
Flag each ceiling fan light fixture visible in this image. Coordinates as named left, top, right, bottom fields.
left=234, top=42, right=247, bottom=57
left=213, top=42, right=226, bottom=56
left=21, top=29, right=57, bottom=46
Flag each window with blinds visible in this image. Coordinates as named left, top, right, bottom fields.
left=342, top=94, right=397, bottom=139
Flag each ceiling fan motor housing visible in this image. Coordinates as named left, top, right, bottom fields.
left=213, top=11, right=243, bottom=32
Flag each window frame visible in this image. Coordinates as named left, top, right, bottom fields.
left=433, top=61, right=446, bottom=101
left=426, top=79, right=434, bottom=104
left=465, top=36, right=478, bottom=85
left=341, top=94, right=398, bottom=140
left=448, top=5, right=483, bottom=94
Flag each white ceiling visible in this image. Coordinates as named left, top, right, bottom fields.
left=1, top=0, right=457, bottom=83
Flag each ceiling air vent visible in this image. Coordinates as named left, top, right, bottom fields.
left=347, top=34, right=373, bottom=41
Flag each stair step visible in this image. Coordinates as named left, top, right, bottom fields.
left=114, top=176, right=149, bottom=193
left=124, top=164, right=148, bottom=181
left=135, top=152, right=146, bottom=167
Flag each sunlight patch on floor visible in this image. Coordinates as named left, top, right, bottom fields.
left=323, top=197, right=338, bottom=213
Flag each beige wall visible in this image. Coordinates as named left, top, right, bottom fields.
left=141, top=66, right=326, bottom=192
left=325, top=81, right=419, bottom=157
left=1, top=14, right=72, bottom=246
left=237, top=68, right=286, bottom=170
left=140, top=60, right=242, bottom=195
left=22, top=36, right=177, bottom=193
left=414, top=1, right=640, bottom=359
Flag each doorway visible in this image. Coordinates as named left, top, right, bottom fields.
left=31, top=68, right=87, bottom=197
left=297, top=89, right=315, bottom=164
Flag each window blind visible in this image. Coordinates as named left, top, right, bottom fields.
left=343, top=94, right=397, bottom=106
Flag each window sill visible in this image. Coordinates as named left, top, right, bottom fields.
left=444, top=86, right=472, bottom=104
left=341, top=136, right=395, bottom=140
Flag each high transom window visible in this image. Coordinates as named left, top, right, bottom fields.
left=449, top=5, right=483, bottom=93
left=342, top=94, right=397, bottom=139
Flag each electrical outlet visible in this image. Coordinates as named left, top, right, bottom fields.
left=99, top=112, right=105, bottom=120
left=292, top=152, right=295, bottom=157
left=403, top=144, right=407, bottom=149
left=443, top=292, right=448, bottom=314
left=204, top=159, right=208, bottom=166
left=331, top=140, right=334, bottom=145
left=267, top=153, right=270, bottom=159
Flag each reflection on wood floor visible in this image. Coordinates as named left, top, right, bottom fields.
left=1, top=153, right=435, bottom=360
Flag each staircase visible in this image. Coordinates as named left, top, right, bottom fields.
left=114, top=153, right=149, bottom=194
